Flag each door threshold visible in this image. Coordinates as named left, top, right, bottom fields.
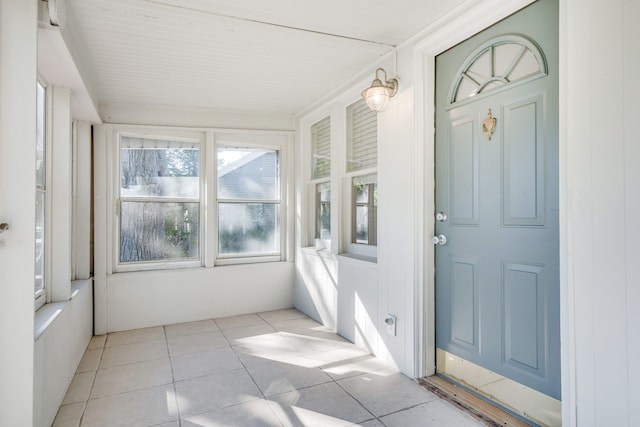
left=419, top=375, right=534, bottom=427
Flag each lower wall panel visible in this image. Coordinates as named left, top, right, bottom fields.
left=104, top=262, right=295, bottom=332
left=34, top=279, right=93, bottom=427
left=294, top=249, right=338, bottom=331
left=337, top=256, right=381, bottom=355
left=294, top=250, right=397, bottom=369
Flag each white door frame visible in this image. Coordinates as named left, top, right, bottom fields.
left=411, top=0, right=574, bottom=424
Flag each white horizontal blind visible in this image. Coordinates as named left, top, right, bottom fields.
left=311, top=116, right=331, bottom=179
left=346, top=99, right=377, bottom=172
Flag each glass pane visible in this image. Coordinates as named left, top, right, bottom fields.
left=120, top=147, right=199, bottom=198
left=36, top=82, right=46, bottom=189
left=355, top=206, right=369, bottom=244
left=218, top=203, right=279, bottom=255
left=218, top=148, right=279, bottom=200
left=316, top=182, right=330, bottom=240
left=35, top=190, right=45, bottom=295
left=120, top=202, right=199, bottom=263
left=355, top=183, right=369, bottom=203
left=352, top=176, right=377, bottom=246
left=509, top=49, right=541, bottom=81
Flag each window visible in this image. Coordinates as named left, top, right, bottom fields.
left=35, top=81, right=47, bottom=310
left=448, top=34, right=547, bottom=106
left=217, top=146, right=281, bottom=260
left=310, top=116, right=331, bottom=245
left=346, top=99, right=378, bottom=254
left=110, top=128, right=290, bottom=271
left=118, top=136, right=201, bottom=267
left=352, top=174, right=377, bottom=246
left=316, top=182, right=331, bottom=240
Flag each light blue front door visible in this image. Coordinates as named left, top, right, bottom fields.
left=435, top=0, right=560, bottom=399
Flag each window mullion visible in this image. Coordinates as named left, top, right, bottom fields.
left=120, top=196, right=199, bottom=203
left=217, top=198, right=280, bottom=204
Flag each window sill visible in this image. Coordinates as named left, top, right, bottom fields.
left=34, top=279, right=91, bottom=341
left=115, top=259, right=201, bottom=273
left=337, top=252, right=378, bottom=264
left=301, top=246, right=337, bottom=260
left=215, top=255, right=283, bottom=266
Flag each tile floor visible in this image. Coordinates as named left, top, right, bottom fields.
left=53, top=309, right=484, bottom=427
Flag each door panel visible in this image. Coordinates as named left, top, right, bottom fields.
left=503, top=261, right=545, bottom=374
left=449, top=255, right=479, bottom=353
left=449, top=117, right=479, bottom=225
left=502, top=94, right=545, bottom=225
left=435, top=0, right=559, bottom=400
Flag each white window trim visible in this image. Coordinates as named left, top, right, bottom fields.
left=300, top=92, right=380, bottom=261
left=103, top=124, right=293, bottom=273
left=311, top=180, right=331, bottom=250
left=342, top=168, right=378, bottom=260
left=112, top=127, right=206, bottom=273
left=213, top=137, right=290, bottom=266
left=343, top=96, right=378, bottom=261
left=300, top=107, right=337, bottom=252
left=35, top=83, right=76, bottom=309
left=35, top=79, right=51, bottom=311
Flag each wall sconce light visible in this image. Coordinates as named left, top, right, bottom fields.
left=361, top=68, right=399, bottom=112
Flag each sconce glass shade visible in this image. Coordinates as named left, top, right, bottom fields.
left=361, top=68, right=398, bottom=112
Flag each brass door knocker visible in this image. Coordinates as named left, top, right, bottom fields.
left=482, top=109, right=497, bottom=141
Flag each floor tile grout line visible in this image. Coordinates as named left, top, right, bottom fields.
left=334, top=376, right=379, bottom=423
left=163, top=325, right=182, bottom=427
left=177, top=396, right=281, bottom=425
left=372, top=398, right=443, bottom=421
left=77, top=337, right=107, bottom=425
left=97, top=354, right=172, bottom=372
left=173, top=366, right=247, bottom=387
left=227, top=325, right=328, bottom=427
left=57, top=310, right=484, bottom=427
left=231, top=342, right=268, bottom=401
left=103, top=326, right=166, bottom=349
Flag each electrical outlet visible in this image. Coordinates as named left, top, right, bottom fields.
left=385, top=314, right=397, bottom=336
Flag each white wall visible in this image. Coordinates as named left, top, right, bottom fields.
left=293, top=49, right=420, bottom=375
left=34, top=280, right=93, bottom=427
left=99, top=104, right=294, bottom=132
left=0, top=1, right=38, bottom=424
left=562, top=0, right=640, bottom=425
left=93, top=121, right=296, bottom=333
left=295, top=1, right=640, bottom=425
left=104, top=263, right=294, bottom=332
left=295, top=250, right=339, bottom=331
left=0, top=4, right=93, bottom=426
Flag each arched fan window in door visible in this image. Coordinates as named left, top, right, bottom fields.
left=447, top=34, right=547, bottom=108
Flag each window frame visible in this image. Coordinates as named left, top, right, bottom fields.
left=214, top=141, right=287, bottom=265
left=35, top=79, right=50, bottom=311
left=351, top=175, right=377, bottom=247
left=343, top=98, right=378, bottom=260
left=308, top=115, right=333, bottom=250
left=107, top=126, right=293, bottom=272
left=114, top=129, right=206, bottom=273
left=315, top=181, right=331, bottom=242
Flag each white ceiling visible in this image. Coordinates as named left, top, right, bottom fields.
left=63, top=0, right=465, bottom=116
